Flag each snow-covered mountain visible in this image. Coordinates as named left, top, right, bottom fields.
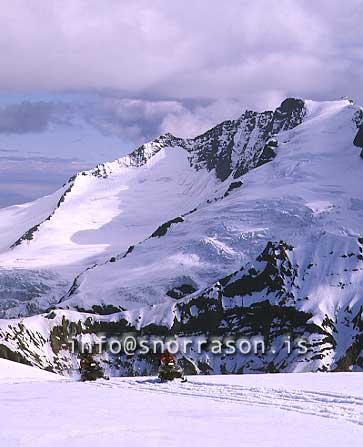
left=0, top=97, right=363, bottom=375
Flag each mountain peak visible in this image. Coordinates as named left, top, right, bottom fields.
left=278, top=97, right=305, bottom=112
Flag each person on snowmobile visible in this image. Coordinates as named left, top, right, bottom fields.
left=79, top=352, right=109, bottom=381
left=160, top=349, right=176, bottom=366
left=158, top=349, right=186, bottom=382
left=79, top=352, right=95, bottom=372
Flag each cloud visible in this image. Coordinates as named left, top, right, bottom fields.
left=0, top=95, right=250, bottom=141
left=158, top=92, right=288, bottom=138
left=0, top=102, right=54, bottom=134
left=0, top=0, right=362, bottom=155
left=82, top=98, right=185, bottom=141
left=159, top=99, right=246, bottom=138
left=0, top=0, right=361, bottom=106
left=77, top=95, right=283, bottom=142
left=1, top=0, right=362, bottom=209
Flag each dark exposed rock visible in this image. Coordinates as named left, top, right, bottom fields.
left=353, top=109, right=363, bottom=128
left=150, top=216, right=184, bottom=238
left=353, top=125, right=363, bottom=148
left=256, top=139, right=278, bottom=168
left=334, top=333, right=363, bottom=372
left=188, top=118, right=240, bottom=181
left=123, top=245, right=135, bottom=258
left=272, top=98, right=305, bottom=133
left=11, top=222, right=44, bottom=247
left=224, top=180, right=243, bottom=197
left=232, top=99, right=305, bottom=179
left=50, top=317, right=71, bottom=354
left=223, top=241, right=297, bottom=306
left=91, top=304, right=122, bottom=315
left=0, top=344, right=31, bottom=365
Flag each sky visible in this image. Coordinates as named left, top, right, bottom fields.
left=0, top=0, right=362, bottom=207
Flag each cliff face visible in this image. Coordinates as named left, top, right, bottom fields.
left=185, top=97, right=305, bottom=181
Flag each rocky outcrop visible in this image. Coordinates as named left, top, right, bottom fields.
left=188, top=98, right=305, bottom=181
left=354, top=126, right=363, bottom=159
left=353, top=109, right=363, bottom=159
left=150, top=216, right=184, bottom=238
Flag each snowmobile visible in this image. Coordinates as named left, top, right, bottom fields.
left=158, top=360, right=186, bottom=383
left=80, top=360, right=109, bottom=382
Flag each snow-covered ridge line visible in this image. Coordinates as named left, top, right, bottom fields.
left=81, top=97, right=307, bottom=182
left=10, top=181, right=76, bottom=248
left=87, top=133, right=186, bottom=178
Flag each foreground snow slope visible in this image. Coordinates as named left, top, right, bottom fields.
left=0, top=360, right=362, bottom=447
left=0, top=358, right=61, bottom=383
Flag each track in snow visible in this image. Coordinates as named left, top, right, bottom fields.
left=93, top=377, right=363, bottom=426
